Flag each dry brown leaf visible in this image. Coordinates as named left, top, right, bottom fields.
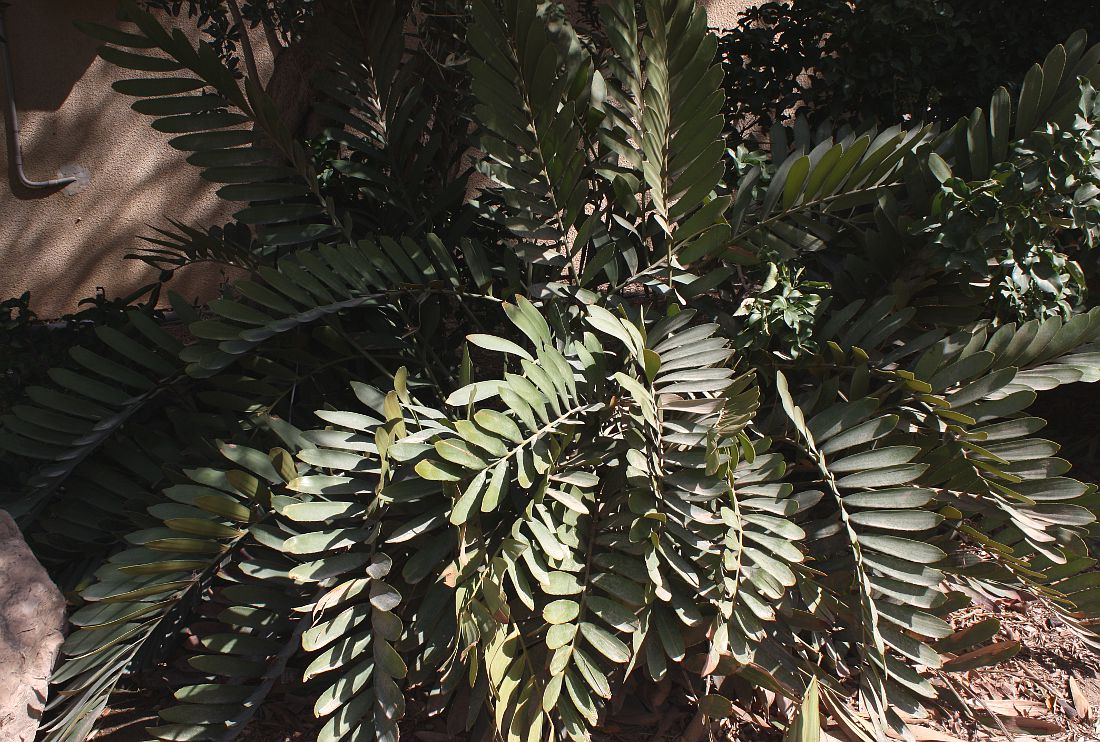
left=1005, top=715, right=1063, bottom=734
left=1069, top=676, right=1091, bottom=720
left=980, top=699, right=1047, bottom=715
left=907, top=726, right=967, bottom=742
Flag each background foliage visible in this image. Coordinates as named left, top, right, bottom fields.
left=717, top=0, right=1100, bottom=133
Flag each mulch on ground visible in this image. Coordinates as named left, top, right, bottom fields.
left=90, top=593, right=1100, bottom=741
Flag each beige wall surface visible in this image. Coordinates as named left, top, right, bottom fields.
left=0, top=0, right=271, bottom=317
left=704, top=0, right=757, bottom=29
left=0, top=0, right=756, bottom=318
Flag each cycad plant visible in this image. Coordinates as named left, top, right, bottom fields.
left=4, top=0, right=1100, bottom=740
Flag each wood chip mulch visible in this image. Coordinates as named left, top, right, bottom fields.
left=89, top=592, right=1100, bottom=741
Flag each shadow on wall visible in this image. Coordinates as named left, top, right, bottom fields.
left=0, top=0, right=259, bottom=318
left=1, top=0, right=101, bottom=201
left=6, top=0, right=101, bottom=112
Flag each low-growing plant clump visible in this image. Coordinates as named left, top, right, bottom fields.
left=4, top=1, right=1100, bottom=740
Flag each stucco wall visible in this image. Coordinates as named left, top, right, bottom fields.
left=0, top=0, right=276, bottom=317
left=0, top=0, right=755, bottom=318
left=703, top=0, right=757, bottom=29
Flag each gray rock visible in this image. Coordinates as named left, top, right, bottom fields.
left=0, top=510, right=66, bottom=742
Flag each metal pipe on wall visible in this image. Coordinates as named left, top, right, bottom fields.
left=0, top=8, right=78, bottom=190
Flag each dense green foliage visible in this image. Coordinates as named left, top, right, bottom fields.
left=0, top=285, right=167, bottom=503
left=4, top=1, right=1100, bottom=740
left=717, top=0, right=1100, bottom=133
